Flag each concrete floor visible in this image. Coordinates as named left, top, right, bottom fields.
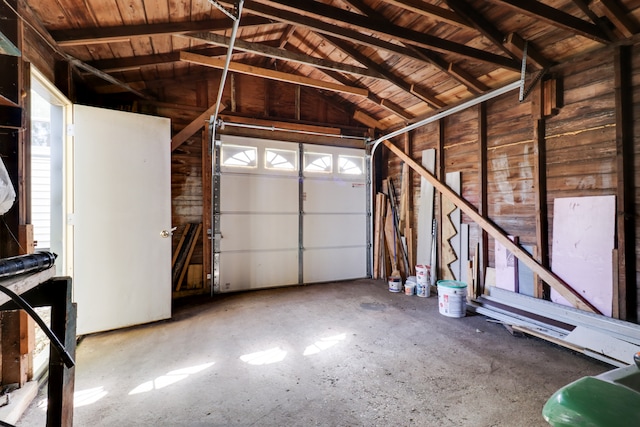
left=17, top=279, right=608, bottom=426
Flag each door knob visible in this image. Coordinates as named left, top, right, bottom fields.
left=160, top=227, right=177, bottom=238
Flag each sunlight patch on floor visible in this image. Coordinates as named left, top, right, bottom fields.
left=240, top=347, right=287, bottom=365
left=128, top=362, right=215, bottom=395
left=303, top=333, right=346, bottom=356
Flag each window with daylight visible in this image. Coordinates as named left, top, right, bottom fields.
left=338, top=155, right=364, bottom=175
left=222, top=145, right=257, bottom=168
left=265, top=148, right=297, bottom=171
left=304, top=152, right=332, bottom=173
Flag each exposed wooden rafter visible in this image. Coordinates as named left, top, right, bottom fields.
left=226, top=0, right=520, bottom=70
left=325, top=35, right=445, bottom=109
left=345, top=0, right=490, bottom=96
left=50, top=16, right=273, bottom=46
left=504, top=33, right=554, bottom=70
left=179, top=51, right=369, bottom=97
left=590, top=0, right=639, bottom=38
left=445, top=0, right=518, bottom=60
left=489, top=0, right=611, bottom=43
left=383, top=0, right=472, bottom=29
left=282, top=43, right=415, bottom=121
left=267, top=25, right=296, bottom=67
left=444, top=0, right=552, bottom=70
left=570, top=0, right=618, bottom=40
left=186, top=32, right=383, bottom=79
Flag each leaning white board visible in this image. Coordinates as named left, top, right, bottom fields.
left=565, top=325, right=639, bottom=365
left=72, top=105, right=172, bottom=335
left=416, top=149, right=435, bottom=266
left=551, top=195, right=615, bottom=317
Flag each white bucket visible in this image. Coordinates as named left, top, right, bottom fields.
left=437, top=280, right=467, bottom=318
left=416, top=264, right=430, bottom=286
left=388, top=276, right=402, bottom=293
left=404, top=282, right=415, bottom=296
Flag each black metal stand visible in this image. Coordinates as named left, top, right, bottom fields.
left=0, top=277, right=76, bottom=427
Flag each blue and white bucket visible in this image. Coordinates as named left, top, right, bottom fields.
left=388, top=276, right=402, bottom=293
left=415, top=265, right=431, bottom=297
left=416, top=282, right=429, bottom=298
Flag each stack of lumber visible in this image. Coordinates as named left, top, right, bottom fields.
left=469, top=286, right=640, bottom=367
left=373, top=177, right=413, bottom=280
left=172, top=222, right=202, bottom=291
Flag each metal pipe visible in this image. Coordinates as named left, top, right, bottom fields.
left=219, top=120, right=367, bottom=141
left=211, top=0, right=244, bottom=126
left=369, top=80, right=521, bottom=154
left=210, top=0, right=243, bottom=296
left=367, top=80, right=521, bottom=280
left=0, top=252, right=57, bottom=278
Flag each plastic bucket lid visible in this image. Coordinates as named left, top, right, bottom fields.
left=436, top=280, right=467, bottom=289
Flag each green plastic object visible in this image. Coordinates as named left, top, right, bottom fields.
left=543, top=364, right=640, bottom=426
left=436, top=279, right=467, bottom=289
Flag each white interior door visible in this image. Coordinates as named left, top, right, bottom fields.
left=72, top=105, right=172, bottom=335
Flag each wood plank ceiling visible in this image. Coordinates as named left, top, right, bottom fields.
left=19, top=0, right=640, bottom=131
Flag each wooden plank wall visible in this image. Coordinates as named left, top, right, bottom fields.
left=545, top=47, right=617, bottom=273
left=386, top=40, right=638, bottom=321
left=444, top=107, right=480, bottom=261
left=486, top=93, right=535, bottom=265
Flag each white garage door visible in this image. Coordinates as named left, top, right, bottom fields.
left=216, top=136, right=367, bottom=292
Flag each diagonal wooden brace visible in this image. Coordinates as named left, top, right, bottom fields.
left=382, top=139, right=600, bottom=314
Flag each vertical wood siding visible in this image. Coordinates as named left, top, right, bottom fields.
left=388, top=41, right=637, bottom=320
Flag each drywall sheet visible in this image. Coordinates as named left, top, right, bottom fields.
left=551, top=195, right=615, bottom=316
left=565, top=325, right=639, bottom=365
left=518, top=245, right=535, bottom=297
left=416, top=149, right=436, bottom=266
left=495, top=236, right=516, bottom=292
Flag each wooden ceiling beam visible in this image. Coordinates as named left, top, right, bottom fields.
left=570, top=0, right=618, bottom=40
left=504, top=33, right=554, bottom=70
left=414, top=48, right=490, bottom=94
left=267, top=25, right=296, bottom=67
left=186, top=31, right=383, bottom=79
left=445, top=0, right=517, bottom=60
left=325, top=35, right=445, bottom=109
left=283, top=42, right=415, bottom=121
left=315, top=67, right=414, bottom=121
left=353, top=110, right=383, bottom=129
left=383, top=0, right=472, bottom=29
left=86, top=52, right=183, bottom=73
left=50, top=16, right=273, bottom=46
left=488, top=0, right=611, bottom=43
left=590, top=0, right=639, bottom=38
left=344, top=0, right=488, bottom=95
left=446, top=0, right=553, bottom=69
left=85, top=46, right=267, bottom=73
left=179, top=51, right=369, bottom=97
left=234, top=0, right=520, bottom=70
